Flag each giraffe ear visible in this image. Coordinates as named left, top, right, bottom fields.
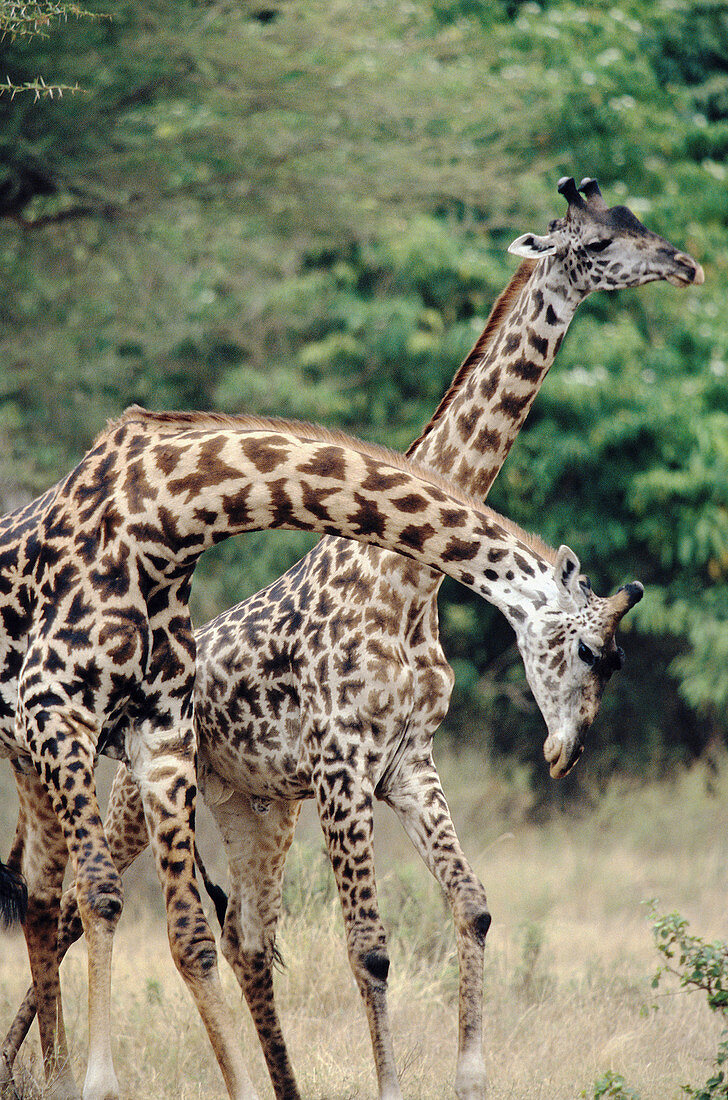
left=508, top=232, right=559, bottom=259
left=553, top=544, right=585, bottom=608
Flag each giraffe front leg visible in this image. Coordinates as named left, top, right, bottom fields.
left=22, top=709, right=125, bottom=1100
left=383, top=755, right=490, bottom=1100
left=312, top=750, right=402, bottom=1100
left=2, top=764, right=150, bottom=1086
left=7, top=764, right=79, bottom=1100
left=213, top=789, right=302, bottom=1100
left=128, top=722, right=259, bottom=1100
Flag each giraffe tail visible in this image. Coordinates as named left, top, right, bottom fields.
left=193, top=842, right=229, bottom=928
left=0, top=861, right=27, bottom=928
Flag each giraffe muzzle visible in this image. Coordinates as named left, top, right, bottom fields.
left=665, top=252, right=705, bottom=288
left=543, top=732, right=584, bottom=779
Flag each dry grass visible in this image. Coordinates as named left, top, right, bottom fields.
left=2, top=752, right=728, bottom=1099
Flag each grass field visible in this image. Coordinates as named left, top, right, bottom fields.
left=1, top=751, right=728, bottom=1099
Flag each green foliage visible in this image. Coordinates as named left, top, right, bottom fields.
left=0, top=1, right=97, bottom=99
left=2, top=0, right=728, bottom=783
left=584, top=902, right=728, bottom=1100
left=649, top=903, right=728, bottom=1099
left=582, top=1071, right=641, bottom=1100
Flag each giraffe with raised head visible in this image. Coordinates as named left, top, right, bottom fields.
left=0, top=405, right=644, bottom=1100
left=1, top=178, right=703, bottom=1100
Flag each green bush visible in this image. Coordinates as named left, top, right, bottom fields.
left=649, top=904, right=728, bottom=1099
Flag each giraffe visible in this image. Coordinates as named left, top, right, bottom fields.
left=0, top=405, right=644, bottom=1100
left=1, top=178, right=703, bottom=1100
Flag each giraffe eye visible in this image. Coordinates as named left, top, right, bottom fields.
left=588, top=238, right=613, bottom=253
left=578, top=641, right=598, bottom=666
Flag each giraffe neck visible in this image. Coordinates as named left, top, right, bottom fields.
left=408, top=257, right=583, bottom=499
left=60, top=410, right=555, bottom=636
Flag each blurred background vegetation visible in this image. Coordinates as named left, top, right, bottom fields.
left=1, top=0, right=727, bottom=795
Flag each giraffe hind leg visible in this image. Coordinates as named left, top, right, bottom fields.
left=312, top=751, right=403, bottom=1100
left=384, top=756, right=489, bottom=1100
left=213, top=790, right=301, bottom=1100
left=27, top=713, right=124, bottom=1100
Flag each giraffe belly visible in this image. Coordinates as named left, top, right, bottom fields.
left=196, top=691, right=313, bottom=802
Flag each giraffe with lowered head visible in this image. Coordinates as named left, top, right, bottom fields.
left=2, top=178, right=703, bottom=1100
left=0, top=405, right=645, bottom=1100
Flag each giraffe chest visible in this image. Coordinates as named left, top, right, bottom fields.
left=6, top=546, right=196, bottom=762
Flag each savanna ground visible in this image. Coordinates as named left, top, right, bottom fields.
left=1, top=751, right=727, bottom=1100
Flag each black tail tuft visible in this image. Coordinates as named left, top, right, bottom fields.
left=194, top=842, right=228, bottom=928
left=272, top=942, right=285, bottom=972
left=205, top=880, right=229, bottom=929
left=0, top=861, right=28, bottom=928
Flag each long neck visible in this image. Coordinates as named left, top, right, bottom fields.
left=408, top=256, right=583, bottom=499
left=78, top=416, right=554, bottom=629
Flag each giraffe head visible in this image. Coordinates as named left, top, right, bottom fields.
left=508, top=176, right=704, bottom=293
left=512, top=543, right=643, bottom=779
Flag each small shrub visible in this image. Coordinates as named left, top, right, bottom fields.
left=648, top=902, right=728, bottom=1099
left=582, top=1070, right=641, bottom=1100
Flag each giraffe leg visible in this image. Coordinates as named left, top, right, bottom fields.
left=128, top=722, right=260, bottom=1100
left=383, top=755, right=490, bottom=1100
left=20, top=709, right=126, bottom=1100
left=312, top=746, right=402, bottom=1100
left=213, top=790, right=302, bottom=1100
left=1, top=789, right=31, bottom=1098
left=2, top=765, right=150, bottom=1084
left=6, top=765, right=78, bottom=1100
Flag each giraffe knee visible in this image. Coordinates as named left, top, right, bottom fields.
left=454, top=880, right=491, bottom=945
left=170, top=911, right=219, bottom=980
left=58, top=890, right=84, bottom=953
left=472, top=910, right=492, bottom=944
left=86, top=887, right=124, bottom=925
left=78, top=865, right=124, bottom=928
left=173, top=934, right=219, bottom=979
left=221, top=915, right=279, bottom=988
left=362, top=949, right=390, bottom=983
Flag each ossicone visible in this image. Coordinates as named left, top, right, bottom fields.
left=620, top=581, right=644, bottom=609
left=578, top=177, right=608, bottom=211
left=557, top=176, right=586, bottom=209
left=611, top=580, right=644, bottom=623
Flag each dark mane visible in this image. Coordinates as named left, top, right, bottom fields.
left=407, top=259, right=537, bottom=456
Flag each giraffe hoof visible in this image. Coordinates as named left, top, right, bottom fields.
left=455, top=1063, right=487, bottom=1100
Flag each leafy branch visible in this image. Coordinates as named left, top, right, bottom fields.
left=648, top=902, right=728, bottom=1099
left=0, top=1, right=100, bottom=97
left=0, top=1, right=97, bottom=38
left=0, top=73, right=81, bottom=98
